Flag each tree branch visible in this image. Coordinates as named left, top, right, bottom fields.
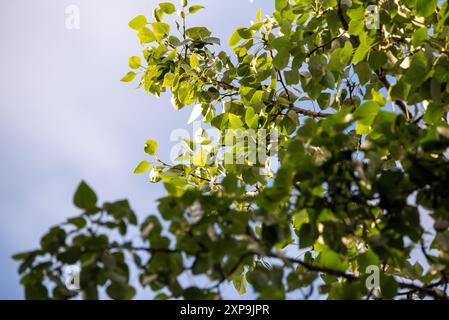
left=288, top=104, right=331, bottom=118
left=197, top=70, right=330, bottom=118
left=270, top=251, right=447, bottom=300
left=337, top=0, right=349, bottom=31
left=306, top=34, right=344, bottom=57
left=269, top=252, right=358, bottom=281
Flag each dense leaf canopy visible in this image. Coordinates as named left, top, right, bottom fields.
left=14, top=0, right=449, bottom=300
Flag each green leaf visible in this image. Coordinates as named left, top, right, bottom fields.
left=190, top=53, right=200, bottom=68
left=228, top=29, right=242, bottom=46
left=228, top=113, right=244, bottom=129
left=134, top=160, right=151, bottom=174
left=380, top=275, right=398, bottom=299
left=67, top=217, right=87, bottom=229
left=355, top=62, right=371, bottom=85
left=349, top=19, right=364, bottom=36
left=256, top=8, right=262, bottom=21
left=412, top=27, right=429, bottom=47
left=128, top=56, right=141, bottom=69
left=273, top=48, right=290, bottom=70
left=416, top=0, right=438, bottom=18
left=293, top=210, right=309, bottom=231
left=317, top=248, right=348, bottom=272
left=353, top=101, right=381, bottom=134
left=298, top=224, right=315, bottom=248
left=155, top=293, right=170, bottom=300
left=151, top=22, right=170, bottom=40
left=423, top=103, right=445, bottom=124
left=404, top=52, right=429, bottom=86
left=164, top=72, right=176, bottom=89
left=144, top=140, right=158, bottom=156
left=245, top=107, right=259, bottom=129
left=104, top=200, right=136, bottom=224
left=236, top=28, right=253, bottom=39
left=168, top=35, right=181, bottom=46
left=159, top=2, right=176, bottom=14
left=358, top=249, right=380, bottom=272
left=185, top=27, right=211, bottom=40
left=106, top=282, right=136, bottom=300
left=328, top=42, right=353, bottom=72
left=41, top=227, right=66, bottom=253
left=275, top=0, right=288, bottom=11
left=284, top=69, right=299, bottom=85
left=138, top=27, right=156, bottom=44
left=317, top=92, right=331, bottom=109
left=57, top=246, right=82, bottom=264
left=222, top=173, right=238, bottom=193
left=193, top=149, right=208, bottom=167
left=232, top=270, right=247, bottom=296
left=368, top=51, right=387, bottom=70
left=73, top=181, right=97, bottom=210
left=128, top=15, right=147, bottom=30
left=12, top=251, right=32, bottom=261
left=352, top=35, right=373, bottom=63
left=352, top=43, right=371, bottom=63
left=389, top=78, right=411, bottom=101
left=25, top=284, right=48, bottom=300
left=189, top=5, right=204, bottom=14
left=120, top=71, right=137, bottom=82
left=211, top=113, right=229, bottom=130
left=371, top=89, right=386, bottom=106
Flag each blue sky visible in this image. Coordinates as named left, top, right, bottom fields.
left=0, top=0, right=274, bottom=299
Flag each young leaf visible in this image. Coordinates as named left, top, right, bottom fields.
left=189, top=5, right=204, bottom=14
left=353, top=101, right=381, bottom=134
left=134, top=160, right=151, bottom=174
left=190, top=53, right=200, bottom=68
left=151, top=22, right=170, bottom=40
left=138, top=27, right=156, bottom=43
left=275, top=0, right=287, bottom=11
left=128, top=15, right=147, bottom=30
left=159, top=2, right=176, bottom=14
left=128, top=56, right=141, bottom=69
left=193, top=150, right=208, bottom=167
left=144, top=140, right=158, bottom=156
left=120, top=71, right=137, bottom=82
left=228, top=29, right=242, bottom=47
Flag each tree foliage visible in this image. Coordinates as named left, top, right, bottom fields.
left=13, top=0, right=449, bottom=300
